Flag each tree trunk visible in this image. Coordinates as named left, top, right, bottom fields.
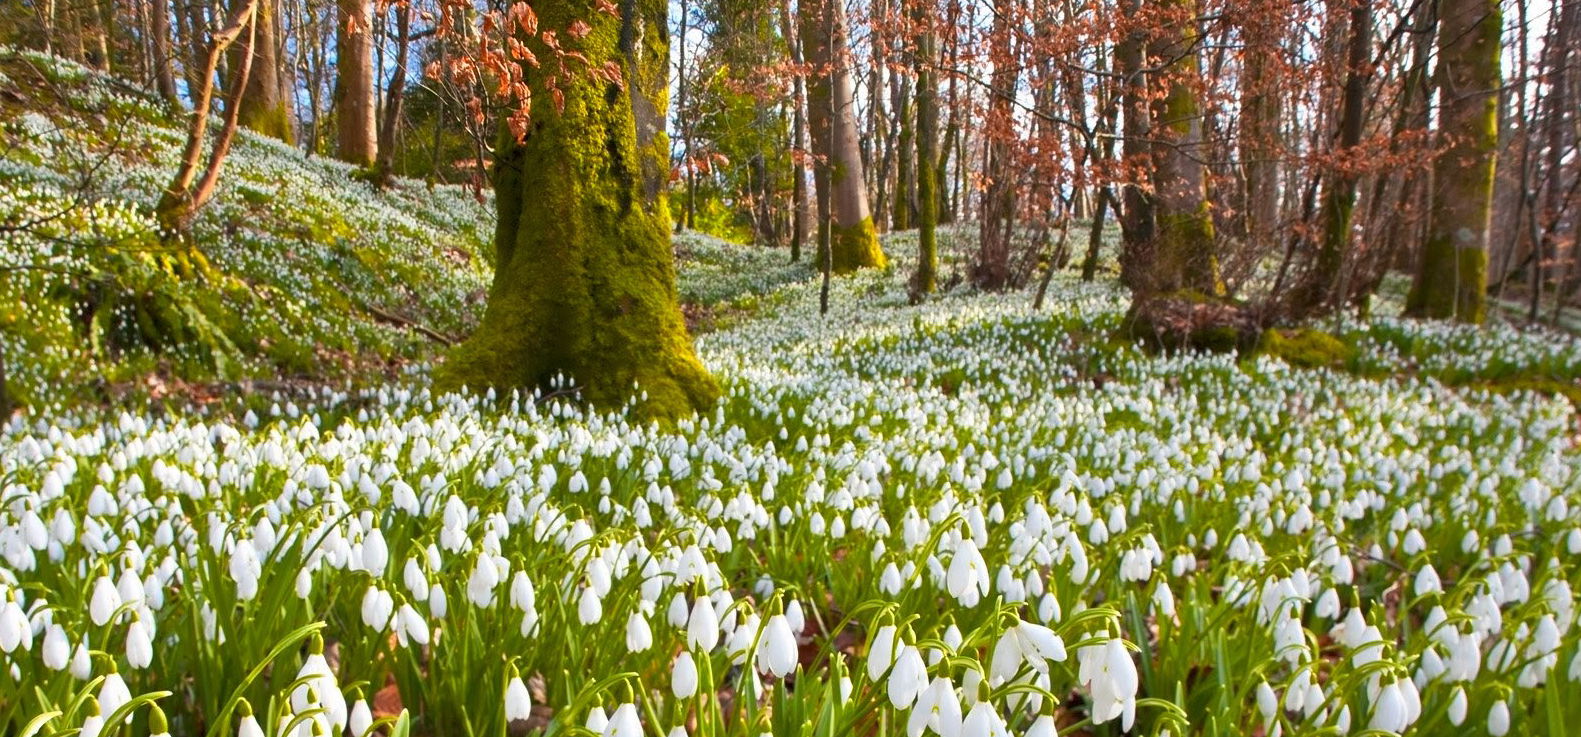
left=1115, top=0, right=1156, bottom=289
left=1148, top=0, right=1221, bottom=295
left=910, top=0, right=939, bottom=300
left=1288, top=0, right=1371, bottom=315
left=333, top=0, right=377, bottom=166
left=373, top=0, right=412, bottom=184
left=149, top=0, right=180, bottom=104
left=435, top=0, right=717, bottom=420
left=780, top=0, right=808, bottom=262
left=799, top=0, right=885, bottom=273
left=1405, top=0, right=1500, bottom=322
left=892, top=75, right=915, bottom=231
left=974, top=0, right=1020, bottom=291
left=1238, top=0, right=1283, bottom=251
left=156, top=0, right=260, bottom=236
left=234, top=0, right=294, bottom=142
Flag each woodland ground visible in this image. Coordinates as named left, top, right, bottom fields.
left=3, top=49, right=1581, bottom=737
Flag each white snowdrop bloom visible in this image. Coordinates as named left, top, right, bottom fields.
left=585, top=707, right=608, bottom=733
left=626, top=611, right=654, bottom=652
left=429, top=584, right=448, bottom=619
left=906, top=676, right=962, bottom=737
left=887, top=645, right=928, bottom=710
left=881, top=562, right=903, bottom=595
left=577, top=586, right=603, bottom=625
left=467, top=555, right=500, bottom=608
left=80, top=698, right=105, bottom=737
left=505, top=669, right=533, bottom=722
left=292, top=636, right=348, bottom=734
left=687, top=596, right=720, bottom=651
left=1414, top=564, right=1441, bottom=596
left=0, top=599, right=29, bottom=653
left=1488, top=700, right=1510, bottom=736
left=945, top=539, right=990, bottom=607
left=510, top=572, right=536, bottom=612
left=89, top=575, right=121, bottom=626
left=868, top=624, right=900, bottom=680
left=960, top=701, right=1009, bottom=737
left=1368, top=680, right=1409, bottom=734
left=1255, top=680, right=1277, bottom=723
left=757, top=614, right=798, bottom=678
left=42, top=623, right=69, bottom=670
left=349, top=698, right=374, bottom=737
left=603, top=703, right=642, bottom=737
left=71, top=639, right=93, bottom=680
left=672, top=651, right=699, bottom=698
left=660, top=591, right=688, bottom=628
left=1447, top=686, right=1468, bottom=726
left=1078, top=640, right=1138, bottom=729
left=125, top=615, right=154, bottom=668
left=1024, top=715, right=1056, bottom=737
left=98, top=669, right=132, bottom=719
left=362, top=528, right=388, bottom=575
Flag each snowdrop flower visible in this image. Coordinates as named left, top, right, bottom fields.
left=1078, top=640, right=1138, bottom=729
left=80, top=697, right=105, bottom=737
left=505, top=667, right=533, bottom=723
left=42, top=623, right=69, bottom=670
left=1447, top=686, right=1468, bottom=726
left=0, top=598, right=29, bottom=652
left=89, top=575, right=121, bottom=626
left=960, top=701, right=1009, bottom=737
left=349, top=696, right=374, bottom=737
left=1368, top=679, right=1409, bottom=733
left=672, top=651, right=698, bottom=698
left=945, top=539, right=991, bottom=607
left=687, top=597, right=720, bottom=651
left=125, top=615, right=154, bottom=668
left=603, top=703, right=642, bottom=737
left=756, top=614, right=798, bottom=678
left=906, top=676, right=962, bottom=737
left=467, top=555, right=499, bottom=608
left=888, top=645, right=928, bottom=709
left=868, top=624, right=900, bottom=680
left=98, top=666, right=132, bottom=719
left=1488, top=700, right=1510, bottom=736
left=292, top=635, right=348, bottom=733
left=578, top=586, right=603, bottom=625
left=627, top=611, right=654, bottom=652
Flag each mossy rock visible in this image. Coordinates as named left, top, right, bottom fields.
left=1255, top=328, right=1356, bottom=369
left=1120, top=290, right=1260, bottom=353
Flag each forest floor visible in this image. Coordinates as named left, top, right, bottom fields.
left=5, top=49, right=1581, bottom=737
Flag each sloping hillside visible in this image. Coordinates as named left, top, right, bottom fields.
left=0, top=47, right=493, bottom=408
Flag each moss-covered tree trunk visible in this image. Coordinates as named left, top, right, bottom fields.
left=233, top=0, right=294, bottom=143
left=1149, top=0, right=1222, bottom=296
left=892, top=81, right=915, bottom=232
left=1405, top=0, right=1500, bottom=322
left=435, top=0, right=718, bottom=420
left=909, top=0, right=938, bottom=300
left=333, top=0, right=376, bottom=166
left=799, top=0, right=885, bottom=274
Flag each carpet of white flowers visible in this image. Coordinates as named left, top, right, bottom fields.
left=0, top=48, right=492, bottom=407
left=3, top=239, right=1581, bottom=737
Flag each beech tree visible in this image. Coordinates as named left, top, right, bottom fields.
left=333, top=0, right=377, bottom=166
left=435, top=0, right=718, bottom=419
left=1405, top=0, right=1500, bottom=322
left=235, top=0, right=295, bottom=142
left=798, top=0, right=886, bottom=274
